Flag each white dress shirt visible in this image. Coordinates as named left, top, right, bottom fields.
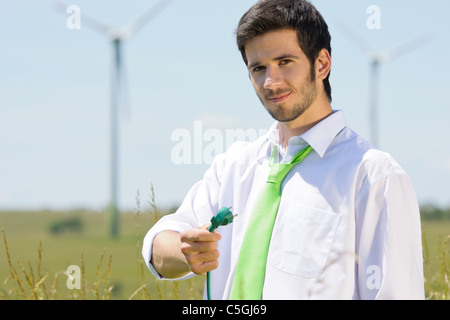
left=142, top=110, right=424, bottom=300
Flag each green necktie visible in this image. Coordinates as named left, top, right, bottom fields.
left=230, top=145, right=312, bottom=300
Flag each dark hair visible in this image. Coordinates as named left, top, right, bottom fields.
left=236, top=0, right=332, bottom=102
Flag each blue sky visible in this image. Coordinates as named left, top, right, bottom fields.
left=1, top=0, right=449, bottom=211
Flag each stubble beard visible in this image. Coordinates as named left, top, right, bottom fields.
left=260, top=76, right=317, bottom=123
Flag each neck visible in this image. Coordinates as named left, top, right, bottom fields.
left=278, top=100, right=332, bottom=148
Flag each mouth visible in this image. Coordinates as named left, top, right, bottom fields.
left=267, top=92, right=291, bottom=104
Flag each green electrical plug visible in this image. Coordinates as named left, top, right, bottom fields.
left=206, top=206, right=236, bottom=300
left=208, top=206, right=236, bottom=232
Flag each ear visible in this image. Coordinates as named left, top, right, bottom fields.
left=315, top=48, right=331, bottom=80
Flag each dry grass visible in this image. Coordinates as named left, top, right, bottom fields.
left=3, top=220, right=449, bottom=300
left=0, top=182, right=204, bottom=300
left=0, top=183, right=448, bottom=300
left=1, top=227, right=115, bottom=300
left=423, top=232, right=450, bottom=300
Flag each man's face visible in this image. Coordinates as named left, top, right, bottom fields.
left=244, top=29, right=317, bottom=123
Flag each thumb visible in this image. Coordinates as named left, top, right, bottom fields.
left=199, top=223, right=222, bottom=241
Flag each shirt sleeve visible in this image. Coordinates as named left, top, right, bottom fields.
left=356, top=170, right=425, bottom=299
left=141, top=149, right=228, bottom=280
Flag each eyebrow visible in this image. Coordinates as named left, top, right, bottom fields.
left=247, top=54, right=300, bottom=70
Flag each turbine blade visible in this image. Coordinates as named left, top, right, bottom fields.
left=120, top=0, right=176, bottom=39
left=334, top=19, right=378, bottom=60
left=53, top=1, right=114, bottom=36
left=379, top=33, right=432, bottom=63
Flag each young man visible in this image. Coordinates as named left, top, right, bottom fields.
left=142, top=0, right=424, bottom=299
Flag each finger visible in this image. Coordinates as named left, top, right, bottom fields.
left=180, top=239, right=218, bottom=255
left=199, top=223, right=210, bottom=230
left=190, top=260, right=219, bottom=276
left=180, top=227, right=221, bottom=243
left=184, top=248, right=220, bottom=265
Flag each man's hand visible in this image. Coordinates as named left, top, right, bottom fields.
left=180, top=224, right=222, bottom=276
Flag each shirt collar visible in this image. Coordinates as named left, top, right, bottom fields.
left=262, top=109, right=347, bottom=159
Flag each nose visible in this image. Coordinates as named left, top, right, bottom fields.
left=263, top=66, right=283, bottom=90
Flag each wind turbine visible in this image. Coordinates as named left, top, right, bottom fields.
left=55, top=0, right=175, bottom=238
left=336, top=21, right=431, bottom=148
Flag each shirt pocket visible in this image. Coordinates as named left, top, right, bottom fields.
left=270, top=204, right=341, bottom=278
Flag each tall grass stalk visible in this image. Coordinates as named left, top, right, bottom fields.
left=3, top=202, right=446, bottom=300
left=439, top=235, right=450, bottom=299
left=1, top=226, right=117, bottom=300
left=423, top=231, right=450, bottom=300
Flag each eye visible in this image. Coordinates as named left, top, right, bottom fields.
left=252, top=65, right=265, bottom=73
left=279, top=59, right=292, bottom=66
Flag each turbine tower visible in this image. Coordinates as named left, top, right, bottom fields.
left=336, top=21, right=430, bottom=148
left=55, top=0, right=175, bottom=238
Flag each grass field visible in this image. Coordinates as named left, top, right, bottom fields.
left=0, top=207, right=205, bottom=300
left=0, top=208, right=449, bottom=300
